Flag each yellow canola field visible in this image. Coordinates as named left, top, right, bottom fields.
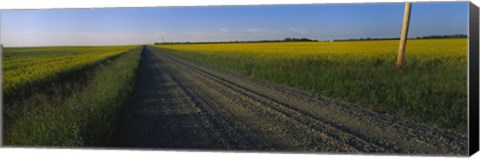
left=3, top=46, right=135, bottom=95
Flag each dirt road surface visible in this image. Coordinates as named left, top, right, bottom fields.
left=112, top=46, right=468, bottom=155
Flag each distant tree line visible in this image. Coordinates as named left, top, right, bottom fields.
left=154, top=37, right=317, bottom=45
left=284, top=38, right=318, bottom=42
left=333, top=34, right=468, bottom=42
left=332, top=37, right=400, bottom=42
left=155, top=40, right=282, bottom=45
left=154, top=34, right=467, bottom=45
left=413, top=34, right=467, bottom=39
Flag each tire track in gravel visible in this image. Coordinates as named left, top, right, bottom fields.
left=113, top=46, right=468, bottom=155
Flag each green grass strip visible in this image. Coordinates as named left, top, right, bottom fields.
left=4, top=46, right=143, bottom=146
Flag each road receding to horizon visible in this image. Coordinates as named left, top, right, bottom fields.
left=111, top=46, right=467, bottom=155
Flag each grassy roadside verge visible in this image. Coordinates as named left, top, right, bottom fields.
left=4, top=46, right=143, bottom=146
left=4, top=48, right=135, bottom=125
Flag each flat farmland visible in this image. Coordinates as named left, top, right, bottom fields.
left=3, top=46, right=135, bottom=96
left=155, top=38, right=467, bottom=133
left=2, top=40, right=469, bottom=154
left=1, top=1, right=472, bottom=155
left=3, top=46, right=142, bottom=146
left=112, top=45, right=467, bottom=154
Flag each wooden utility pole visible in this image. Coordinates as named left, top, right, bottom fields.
left=396, top=2, right=412, bottom=69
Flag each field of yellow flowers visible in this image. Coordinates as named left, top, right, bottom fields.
left=3, top=46, right=135, bottom=96
left=156, top=38, right=467, bottom=133
left=3, top=46, right=141, bottom=146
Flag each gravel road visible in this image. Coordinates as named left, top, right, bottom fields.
left=112, top=46, right=468, bottom=155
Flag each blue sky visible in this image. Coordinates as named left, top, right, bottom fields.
left=0, top=2, right=468, bottom=47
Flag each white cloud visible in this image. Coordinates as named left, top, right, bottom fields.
left=219, top=28, right=229, bottom=33
left=289, top=28, right=308, bottom=34
left=1, top=31, right=161, bottom=46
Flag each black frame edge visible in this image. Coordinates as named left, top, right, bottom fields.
left=469, top=1, right=480, bottom=156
